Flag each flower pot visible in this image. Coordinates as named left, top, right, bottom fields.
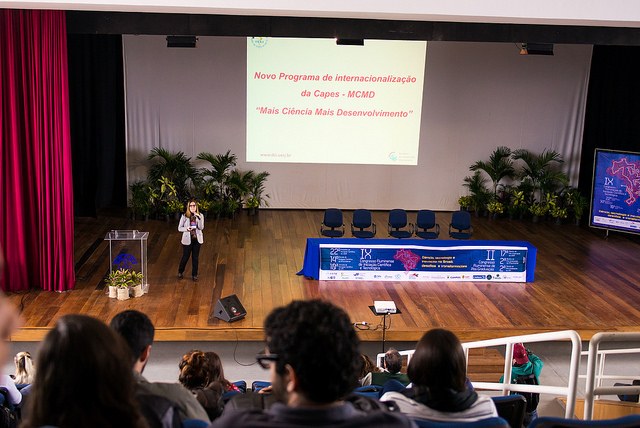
left=117, top=287, right=130, bottom=301
left=131, top=284, right=144, bottom=298
left=108, top=286, right=117, bottom=298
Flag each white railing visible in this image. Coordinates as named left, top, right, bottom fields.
left=379, top=330, right=582, bottom=419
left=584, top=332, right=640, bottom=420
left=463, top=330, right=582, bottom=419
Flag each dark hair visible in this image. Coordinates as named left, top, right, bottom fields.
left=264, top=299, right=360, bottom=404
left=178, top=350, right=232, bottom=390
left=384, top=348, right=403, bottom=374
left=358, top=354, right=380, bottom=379
left=408, top=328, right=467, bottom=392
left=22, top=314, right=147, bottom=428
left=110, top=310, right=155, bottom=364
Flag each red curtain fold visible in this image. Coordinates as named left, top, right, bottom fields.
left=0, top=9, right=75, bottom=292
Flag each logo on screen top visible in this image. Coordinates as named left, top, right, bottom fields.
left=251, top=37, right=268, bottom=48
left=473, top=275, right=486, bottom=280
left=388, top=152, right=398, bottom=161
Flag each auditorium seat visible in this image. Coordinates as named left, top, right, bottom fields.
left=491, top=395, right=526, bottom=428
left=351, top=209, right=376, bottom=238
left=414, top=209, right=440, bottom=239
left=413, top=416, right=509, bottom=427
left=388, top=209, right=414, bottom=239
left=528, top=414, right=640, bottom=427
left=449, top=210, right=473, bottom=239
left=320, top=208, right=345, bottom=237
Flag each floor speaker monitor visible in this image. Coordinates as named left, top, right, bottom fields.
left=214, top=294, right=247, bottom=322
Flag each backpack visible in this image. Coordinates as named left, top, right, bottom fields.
left=513, top=373, right=539, bottom=413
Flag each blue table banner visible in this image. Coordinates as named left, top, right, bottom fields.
left=298, top=238, right=536, bottom=282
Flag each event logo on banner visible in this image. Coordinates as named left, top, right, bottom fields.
left=319, top=244, right=528, bottom=282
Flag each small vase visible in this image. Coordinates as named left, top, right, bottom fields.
left=131, top=284, right=144, bottom=298
left=117, top=287, right=130, bottom=301
left=108, top=286, right=117, bottom=298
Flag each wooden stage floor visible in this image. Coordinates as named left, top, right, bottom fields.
left=7, top=209, right=640, bottom=342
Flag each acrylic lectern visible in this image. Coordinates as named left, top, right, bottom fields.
left=104, top=230, right=149, bottom=293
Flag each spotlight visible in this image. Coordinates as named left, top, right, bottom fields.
left=336, top=38, right=364, bottom=46
left=519, top=43, right=554, bottom=56
left=166, top=35, right=197, bottom=48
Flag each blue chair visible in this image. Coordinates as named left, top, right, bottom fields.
left=413, top=417, right=509, bottom=427
left=449, top=210, right=473, bottom=239
left=528, top=414, right=640, bottom=427
left=491, top=395, right=526, bottom=428
left=380, top=379, right=407, bottom=397
left=320, top=208, right=345, bottom=237
left=353, top=385, right=383, bottom=399
left=251, top=380, right=271, bottom=392
left=351, top=209, right=376, bottom=238
left=415, top=209, right=440, bottom=239
left=182, top=419, right=210, bottom=428
left=388, top=209, right=414, bottom=239
left=232, top=380, right=247, bottom=393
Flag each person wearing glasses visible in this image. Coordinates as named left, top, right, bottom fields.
left=212, top=299, right=416, bottom=428
left=178, top=199, right=204, bottom=282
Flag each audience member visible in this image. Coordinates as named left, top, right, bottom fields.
left=361, top=348, right=410, bottom=386
left=500, top=342, right=543, bottom=426
left=211, top=299, right=416, bottom=427
left=357, top=354, right=381, bottom=383
left=110, top=310, right=209, bottom=422
left=381, top=328, right=497, bottom=423
left=179, top=350, right=238, bottom=420
left=13, top=351, right=35, bottom=385
left=21, top=314, right=148, bottom=428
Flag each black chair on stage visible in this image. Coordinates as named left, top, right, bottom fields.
left=351, top=209, right=376, bottom=238
left=449, top=210, right=473, bottom=239
left=414, top=209, right=440, bottom=239
left=388, top=209, right=414, bottom=239
left=320, top=208, right=345, bottom=238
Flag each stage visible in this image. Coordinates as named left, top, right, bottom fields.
left=6, top=209, right=640, bottom=342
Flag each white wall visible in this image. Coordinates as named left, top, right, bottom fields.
left=124, top=36, right=592, bottom=210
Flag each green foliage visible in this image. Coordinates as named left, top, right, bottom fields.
left=106, top=268, right=143, bottom=289
left=463, top=171, right=491, bottom=212
left=470, top=146, right=515, bottom=195
left=458, top=195, right=473, bottom=209
left=128, top=181, right=151, bottom=216
left=565, top=188, right=589, bottom=221
left=147, top=147, right=198, bottom=201
left=529, top=202, right=548, bottom=217
left=487, top=200, right=504, bottom=215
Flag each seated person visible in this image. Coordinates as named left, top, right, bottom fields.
left=13, top=351, right=35, bottom=385
left=0, top=374, right=22, bottom=406
left=361, top=348, right=410, bottom=386
left=178, top=350, right=238, bottom=420
left=358, top=354, right=381, bottom=384
left=381, top=328, right=497, bottom=423
left=211, top=299, right=416, bottom=427
left=20, top=314, right=148, bottom=427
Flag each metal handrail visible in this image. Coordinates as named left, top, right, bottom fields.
left=462, top=330, right=581, bottom=419
left=584, top=332, right=640, bottom=420
left=378, top=330, right=581, bottom=419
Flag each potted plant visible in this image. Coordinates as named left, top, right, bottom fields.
left=458, top=196, right=472, bottom=211
left=529, top=203, right=548, bottom=223
left=463, top=171, right=491, bottom=216
left=507, top=190, right=526, bottom=220
left=470, top=146, right=515, bottom=196
left=565, top=189, right=589, bottom=226
left=129, top=270, right=144, bottom=298
left=246, top=171, right=270, bottom=215
left=550, top=206, right=568, bottom=225
left=129, top=181, right=151, bottom=221
left=487, top=200, right=504, bottom=219
left=105, top=269, right=121, bottom=298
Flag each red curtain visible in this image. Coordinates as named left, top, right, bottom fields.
left=0, top=9, right=75, bottom=292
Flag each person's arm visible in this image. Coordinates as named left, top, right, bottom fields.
left=196, top=213, right=204, bottom=230
left=0, top=375, right=21, bottom=405
left=528, top=352, right=544, bottom=378
left=178, top=215, right=189, bottom=232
